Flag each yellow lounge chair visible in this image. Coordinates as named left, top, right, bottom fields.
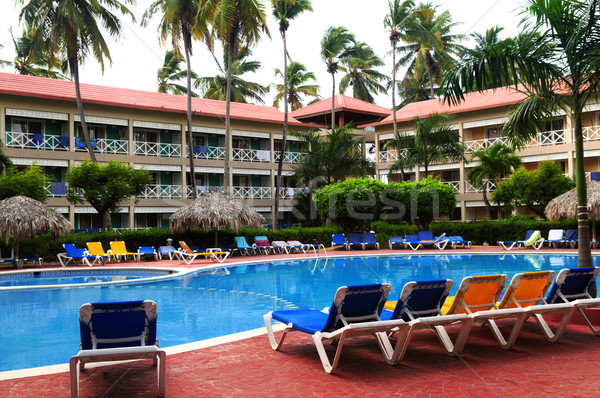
left=109, top=241, right=140, bottom=262
left=86, top=241, right=119, bottom=262
left=178, top=241, right=230, bottom=264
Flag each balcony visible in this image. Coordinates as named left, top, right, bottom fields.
left=134, top=141, right=180, bottom=157
left=186, top=146, right=225, bottom=160
left=74, top=138, right=129, bottom=155
left=137, top=184, right=182, bottom=199
left=378, top=149, right=408, bottom=163
left=186, top=185, right=224, bottom=198
left=583, top=125, right=600, bottom=142
left=278, top=187, right=302, bottom=199
left=464, top=179, right=497, bottom=193
left=274, top=151, right=306, bottom=164
left=45, top=182, right=68, bottom=197
left=464, top=130, right=566, bottom=153
left=464, top=137, right=509, bottom=153
left=232, top=148, right=271, bottom=162
left=232, top=186, right=271, bottom=200
left=441, top=180, right=460, bottom=193
left=6, top=132, right=69, bottom=151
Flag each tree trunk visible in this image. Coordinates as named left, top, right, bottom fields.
left=573, top=108, right=593, bottom=270
left=274, top=30, right=289, bottom=230
left=482, top=188, right=492, bottom=215
left=331, top=72, right=336, bottom=130
left=223, top=36, right=235, bottom=196
left=185, top=40, right=197, bottom=199
left=71, top=59, right=97, bottom=163
left=102, top=210, right=111, bottom=231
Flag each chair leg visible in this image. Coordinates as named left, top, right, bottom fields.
left=263, top=312, right=291, bottom=351
left=312, top=331, right=346, bottom=374
left=157, top=351, right=166, bottom=397
left=69, top=357, right=80, bottom=398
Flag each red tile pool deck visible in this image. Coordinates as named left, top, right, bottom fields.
left=1, top=245, right=600, bottom=397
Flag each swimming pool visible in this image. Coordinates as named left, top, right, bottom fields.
left=0, top=254, right=597, bottom=372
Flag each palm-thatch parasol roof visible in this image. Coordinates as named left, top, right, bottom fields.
left=545, top=180, right=600, bottom=239
left=0, top=195, right=72, bottom=256
left=169, top=192, right=265, bottom=246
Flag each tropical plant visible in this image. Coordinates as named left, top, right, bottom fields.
left=291, top=123, right=375, bottom=187
left=0, top=139, right=12, bottom=174
left=143, top=0, right=209, bottom=199
left=397, top=2, right=464, bottom=98
left=339, top=41, right=388, bottom=103
left=10, top=27, right=68, bottom=79
left=385, top=112, right=465, bottom=178
left=320, top=26, right=358, bottom=128
left=272, top=61, right=319, bottom=110
left=157, top=50, right=198, bottom=96
left=65, top=161, right=152, bottom=230
left=271, top=0, right=313, bottom=230
left=440, top=0, right=600, bottom=267
left=197, top=0, right=270, bottom=194
left=0, top=165, right=47, bottom=201
left=466, top=142, right=522, bottom=216
left=492, top=161, right=575, bottom=218
left=195, top=46, right=267, bottom=103
left=18, top=0, right=135, bottom=163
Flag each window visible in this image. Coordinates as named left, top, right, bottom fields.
left=192, top=135, right=206, bottom=146
left=486, top=126, right=501, bottom=139
left=545, top=118, right=564, bottom=132
left=232, top=137, right=250, bottom=149
left=12, top=118, right=43, bottom=135
left=134, top=129, right=157, bottom=143
left=77, top=124, right=106, bottom=139
left=233, top=175, right=249, bottom=186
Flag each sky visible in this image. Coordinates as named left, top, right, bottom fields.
left=0, top=1, right=525, bottom=110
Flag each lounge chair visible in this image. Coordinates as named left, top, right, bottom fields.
left=69, top=300, right=166, bottom=398
left=232, top=236, right=254, bottom=256
left=545, top=229, right=565, bottom=248
left=286, top=240, right=315, bottom=253
left=404, top=235, right=421, bottom=250
left=178, top=241, right=230, bottom=264
left=58, top=244, right=106, bottom=267
left=87, top=241, right=119, bottom=262
left=417, top=231, right=449, bottom=250
left=346, top=233, right=365, bottom=250
left=564, top=229, right=578, bottom=248
left=388, top=236, right=405, bottom=250
left=263, top=283, right=408, bottom=373
left=362, top=232, right=380, bottom=250
left=331, top=233, right=346, bottom=250
left=254, top=236, right=277, bottom=255
left=157, top=245, right=178, bottom=260
left=497, top=230, right=544, bottom=250
left=272, top=240, right=292, bottom=254
left=378, top=280, right=473, bottom=363
left=138, top=246, right=158, bottom=261
left=110, top=241, right=140, bottom=262
left=525, top=267, right=600, bottom=342
left=447, top=236, right=471, bottom=249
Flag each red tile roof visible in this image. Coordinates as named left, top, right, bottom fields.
left=0, top=72, right=313, bottom=127
left=361, top=86, right=527, bottom=128
left=291, top=93, right=392, bottom=119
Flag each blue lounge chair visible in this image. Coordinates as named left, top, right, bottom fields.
left=498, top=230, right=544, bottom=250
left=346, top=233, right=365, bottom=250
left=69, top=300, right=166, bottom=397
left=417, top=231, right=449, bottom=250
left=377, top=280, right=474, bottom=363
left=263, top=283, right=409, bottom=373
left=157, top=245, right=178, bottom=260
left=331, top=233, right=346, bottom=250
left=447, top=236, right=471, bottom=249
left=138, top=246, right=158, bottom=261
left=564, top=229, right=578, bottom=248
left=388, top=236, right=405, bottom=249
left=233, top=236, right=254, bottom=256
left=404, top=235, right=421, bottom=250
left=362, top=232, right=380, bottom=250
left=58, top=244, right=105, bottom=266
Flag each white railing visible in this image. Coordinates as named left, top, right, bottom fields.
left=464, top=179, right=497, bottom=193
left=378, top=149, right=408, bottom=163
left=5, top=132, right=69, bottom=151
left=583, top=125, right=600, bottom=141
left=441, top=180, right=460, bottom=193
left=134, top=141, right=181, bottom=158
left=137, top=184, right=182, bottom=199
left=274, top=151, right=306, bottom=164
left=232, top=186, right=271, bottom=199
left=278, top=187, right=302, bottom=199
left=528, top=129, right=566, bottom=147
left=94, top=138, right=128, bottom=155
left=185, top=146, right=226, bottom=160
left=464, top=136, right=510, bottom=153
left=45, top=182, right=68, bottom=197
left=186, top=185, right=223, bottom=198
left=232, top=148, right=271, bottom=162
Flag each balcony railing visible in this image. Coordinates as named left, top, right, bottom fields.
left=278, top=187, right=302, bottom=199
left=441, top=180, right=460, bottom=193
left=6, top=132, right=69, bottom=151
left=378, top=149, right=408, bottom=163
left=464, top=130, right=566, bottom=153
left=232, top=148, right=271, bottom=162
left=45, top=182, right=68, bottom=197
left=134, top=141, right=180, bottom=158
left=186, top=146, right=226, bottom=160
left=464, top=179, right=497, bottom=193
left=186, top=185, right=224, bottom=198
left=583, top=125, right=600, bottom=142
left=274, top=151, right=306, bottom=164
left=464, top=137, right=509, bottom=153
left=232, top=186, right=271, bottom=199
left=137, top=184, right=182, bottom=199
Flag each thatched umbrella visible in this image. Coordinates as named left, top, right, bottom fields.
left=545, top=180, right=600, bottom=239
left=169, top=192, right=266, bottom=246
left=0, top=195, right=72, bottom=257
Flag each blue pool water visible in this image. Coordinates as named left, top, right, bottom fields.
left=0, top=269, right=173, bottom=287
left=0, top=254, right=597, bottom=372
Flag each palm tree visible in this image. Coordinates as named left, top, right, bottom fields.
left=386, top=113, right=464, bottom=178
left=272, top=61, right=319, bottom=110
left=339, top=42, right=388, bottom=103
left=271, top=0, right=313, bottom=229
left=11, top=27, right=68, bottom=79
left=320, top=26, right=358, bottom=129
left=467, top=142, right=522, bottom=216
left=197, top=0, right=270, bottom=195
left=157, top=50, right=198, bottom=96
left=440, top=0, right=600, bottom=268
left=291, top=124, right=375, bottom=186
left=398, top=2, right=464, bottom=98
left=18, top=0, right=135, bottom=163
left=143, top=0, right=209, bottom=199
left=195, top=46, right=267, bottom=103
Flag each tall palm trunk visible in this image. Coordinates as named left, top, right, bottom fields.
left=573, top=106, right=593, bottom=269
left=223, top=35, right=236, bottom=196
left=274, top=29, right=289, bottom=230
left=391, top=41, right=404, bottom=181
left=184, top=36, right=197, bottom=199
left=330, top=72, right=336, bottom=129
left=71, top=58, right=97, bottom=163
